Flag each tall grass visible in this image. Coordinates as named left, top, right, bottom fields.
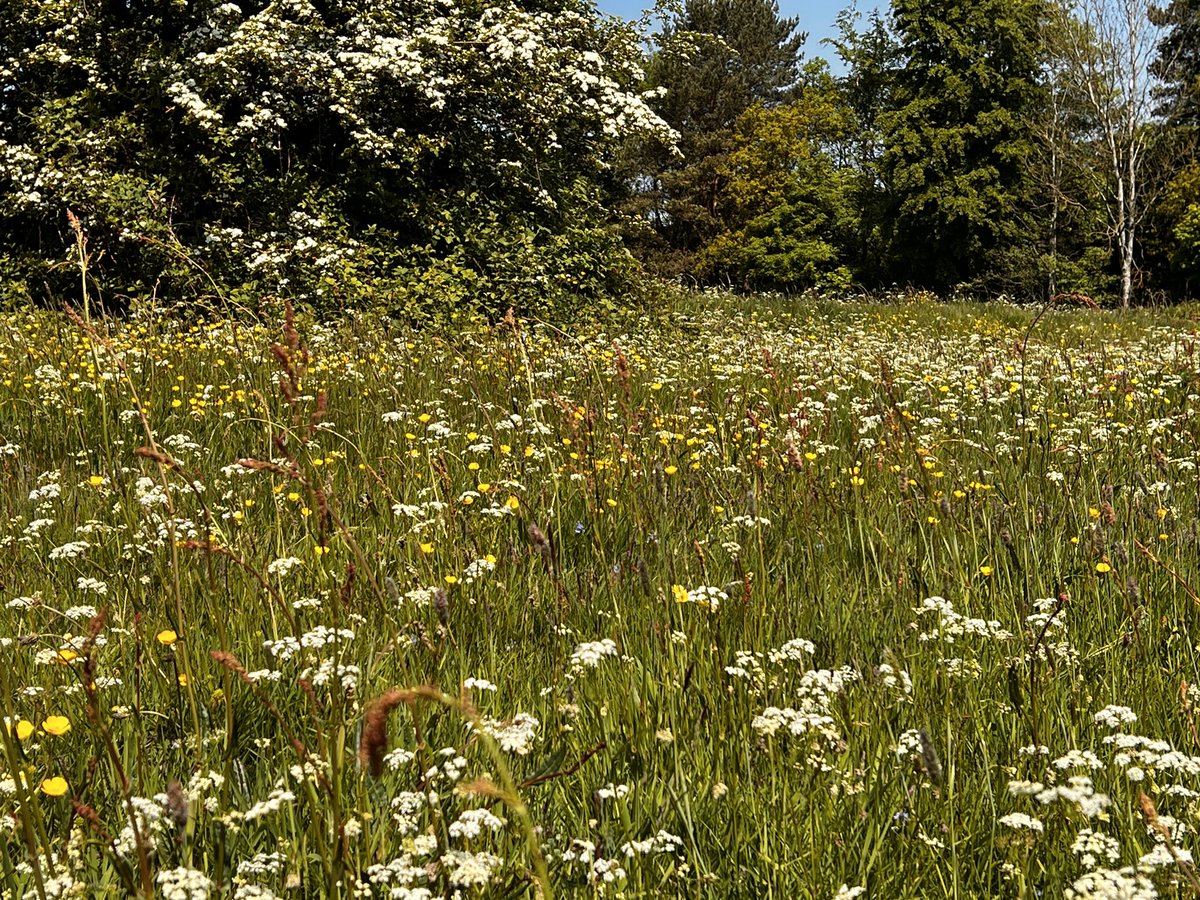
left=0, top=289, right=1198, bottom=897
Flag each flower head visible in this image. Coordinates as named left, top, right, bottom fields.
left=42, top=715, right=70, bottom=736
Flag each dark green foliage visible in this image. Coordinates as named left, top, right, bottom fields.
left=0, top=0, right=670, bottom=317
left=697, top=67, right=857, bottom=291
left=1144, top=159, right=1200, bottom=297
left=4, top=0, right=1199, bottom=309
left=828, top=8, right=904, bottom=286
left=1151, top=0, right=1200, bottom=126
left=1003, top=5, right=1113, bottom=303
left=636, top=0, right=806, bottom=274
left=1143, top=0, right=1200, bottom=297
left=879, top=0, right=1047, bottom=292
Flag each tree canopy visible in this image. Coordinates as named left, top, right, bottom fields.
left=878, top=0, right=1047, bottom=291
left=1, top=0, right=1198, bottom=308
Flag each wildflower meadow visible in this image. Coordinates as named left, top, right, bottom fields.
left=2, top=291, right=1200, bottom=898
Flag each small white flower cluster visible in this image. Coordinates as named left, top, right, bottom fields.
left=1007, top=776, right=1111, bottom=819
left=473, top=713, right=538, bottom=755
left=597, top=782, right=630, bottom=801
left=569, top=638, right=618, bottom=671
left=1053, top=749, right=1105, bottom=771
left=301, top=658, right=360, bottom=691
left=232, top=886, right=281, bottom=900
left=114, top=796, right=174, bottom=858
left=447, top=808, right=503, bottom=840
left=266, top=556, right=304, bottom=577
left=797, top=667, right=861, bottom=701
left=1071, top=828, right=1121, bottom=869
left=49, top=540, right=89, bottom=560
left=725, top=650, right=768, bottom=688
left=22, top=475, right=62, bottom=513
left=678, top=585, right=727, bottom=612
left=235, top=852, right=285, bottom=879
left=1064, top=868, right=1158, bottom=900
left=391, top=499, right=447, bottom=536
left=41, top=872, right=78, bottom=897
left=589, top=857, right=626, bottom=885
left=461, top=555, right=496, bottom=583
left=619, top=830, right=684, bottom=858
left=424, top=748, right=469, bottom=786
left=997, top=812, right=1044, bottom=832
left=752, top=706, right=838, bottom=741
left=263, top=625, right=354, bottom=661
left=767, top=638, right=815, bottom=664
left=442, top=850, right=501, bottom=888
left=187, top=770, right=226, bottom=805
left=156, top=867, right=214, bottom=900
left=391, top=790, right=431, bottom=836
left=243, top=787, right=296, bottom=821
left=383, top=747, right=415, bottom=771
left=1105, top=732, right=1200, bottom=778
left=166, top=79, right=225, bottom=129
left=1093, top=705, right=1138, bottom=729
left=940, top=657, right=983, bottom=678
left=365, top=855, right=428, bottom=894
left=1139, top=842, right=1188, bottom=869
left=404, top=586, right=438, bottom=607
left=564, top=836, right=637, bottom=884
left=877, top=663, right=913, bottom=697
left=23, top=518, right=55, bottom=538
left=750, top=662, right=859, bottom=758
left=895, top=729, right=924, bottom=761
left=914, top=595, right=1012, bottom=643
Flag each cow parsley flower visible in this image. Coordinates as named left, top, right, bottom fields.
left=156, top=867, right=213, bottom=900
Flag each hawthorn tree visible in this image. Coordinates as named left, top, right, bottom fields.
left=0, top=0, right=675, bottom=313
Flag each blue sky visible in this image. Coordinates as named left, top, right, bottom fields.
left=595, top=0, right=885, bottom=70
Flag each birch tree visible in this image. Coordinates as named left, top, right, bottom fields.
left=1057, top=0, right=1164, bottom=307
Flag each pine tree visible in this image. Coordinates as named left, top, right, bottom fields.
left=879, top=0, right=1046, bottom=291
left=1147, top=1, right=1200, bottom=294
left=639, top=0, right=806, bottom=276
left=1151, top=0, right=1200, bottom=126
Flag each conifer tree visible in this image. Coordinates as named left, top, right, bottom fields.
left=1151, top=0, right=1200, bottom=126
left=640, top=0, right=805, bottom=275
left=1148, top=1, right=1200, bottom=294
left=879, top=0, right=1046, bottom=291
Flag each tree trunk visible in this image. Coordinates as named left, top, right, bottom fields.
left=1120, top=230, right=1134, bottom=309
left=1048, top=140, right=1059, bottom=302
left=1122, top=142, right=1137, bottom=309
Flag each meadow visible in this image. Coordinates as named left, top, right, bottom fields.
left=2, top=291, right=1200, bottom=898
